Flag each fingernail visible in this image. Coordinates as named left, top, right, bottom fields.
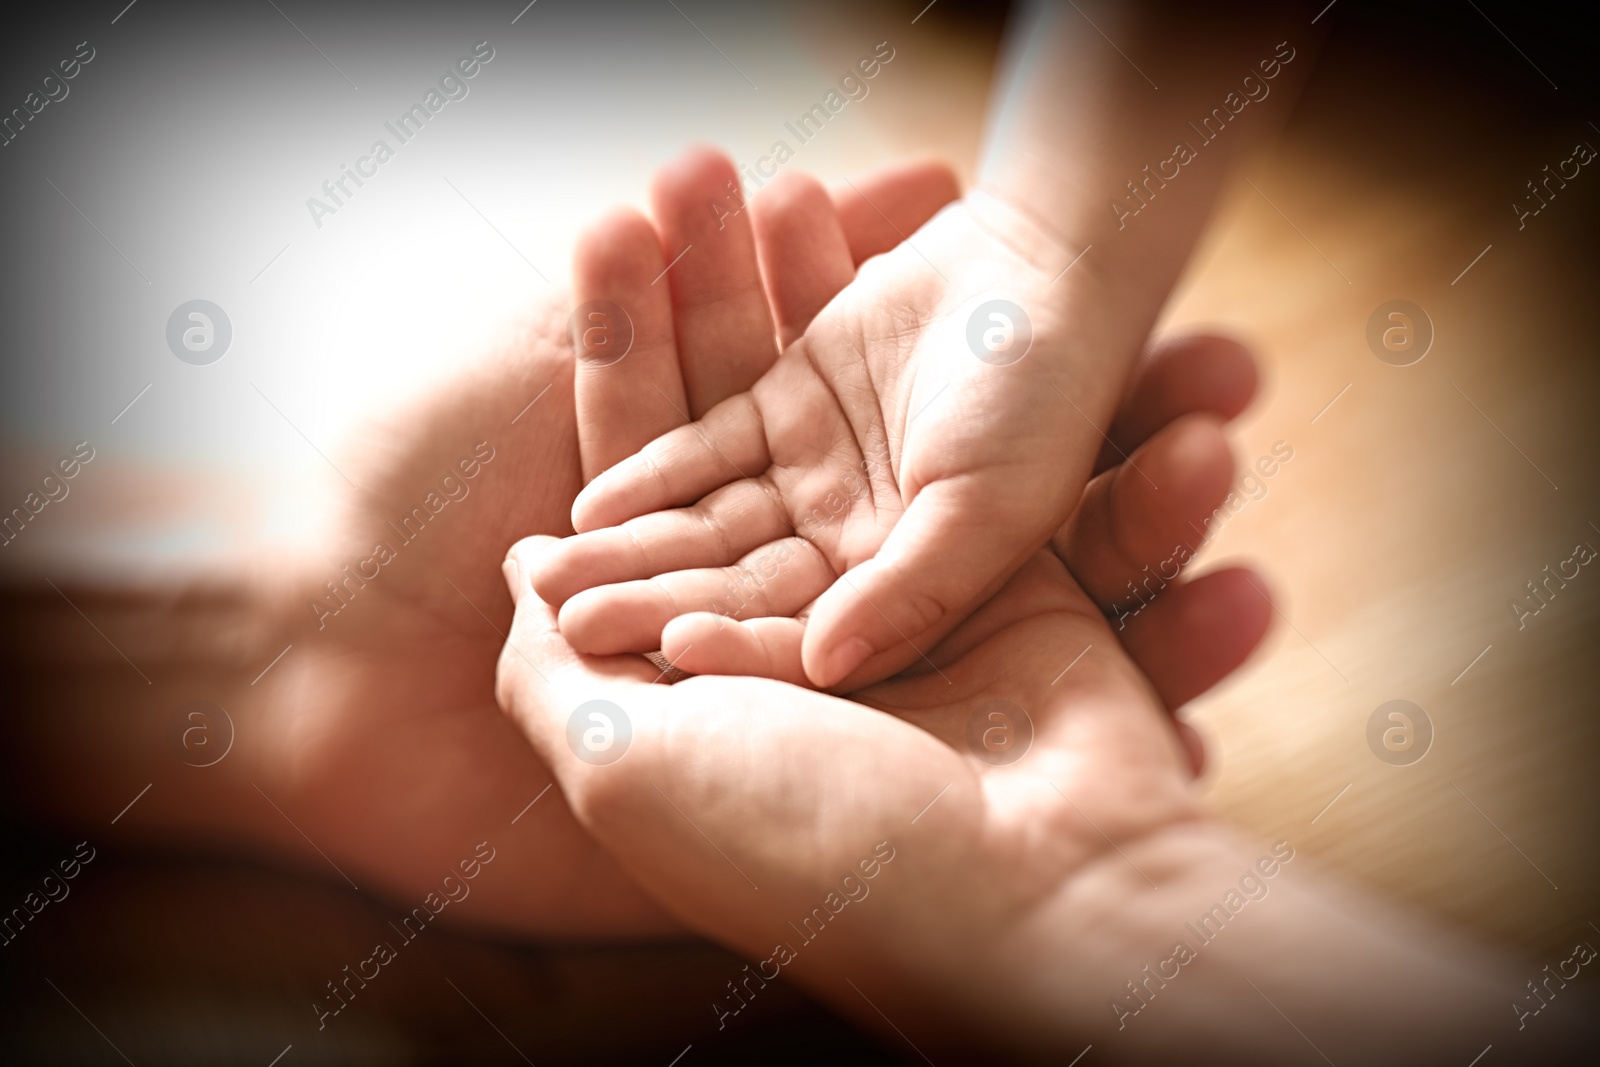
left=502, top=555, right=521, bottom=598
left=823, top=637, right=873, bottom=687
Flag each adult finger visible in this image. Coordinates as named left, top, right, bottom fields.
left=1094, top=333, right=1257, bottom=474
left=754, top=161, right=963, bottom=347
left=571, top=207, right=687, bottom=482
left=1118, top=566, right=1274, bottom=714
left=650, top=146, right=779, bottom=414
left=496, top=536, right=660, bottom=773
left=1055, top=413, right=1236, bottom=612
left=830, top=159, right=961, bottom=266
left=750, top=172, right=856, bottom=349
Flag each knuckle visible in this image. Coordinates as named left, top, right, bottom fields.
left=690, top=503, right=735, bottom=562
left=493, top=646, right=521, bottom=716
left=898, top=584, right=954, bottom=636
left=638, top=448, right=674, bottom=501
left=647, top=575, right=685, bottom=617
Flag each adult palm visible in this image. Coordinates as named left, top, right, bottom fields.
left=498, top=506, right=1219, bottom=1052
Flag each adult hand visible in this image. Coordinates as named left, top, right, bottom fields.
left=554, top=147, right=1267, bottom=770
left=11, top=148, right=1255, bottom=943
left=535, top=150, right=1267, bottom=708
left=495, top=362, right=1512, bottom=1063
left=496, top=426, right=1276, bottom=1052
left=496, top=157, right=1300, bottom=1053
left=263, top=156, right=970, bottom=937
left=533, top=183, right=1124, bottom=689
left=495, top=151, right=1515, bottom=1061
left=531, top=0, right=1325, bottom=695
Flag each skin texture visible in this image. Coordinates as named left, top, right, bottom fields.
left=492, top=145, right=1567, bottom=1063
left=0, top=159, right=968, bottom=940
left=218, top=159, right=1020, bottom=939
left=0, top=153, right=1267, bottom=944
left=534, top=190, right=1266, bottom=700
left=529, top=2, right=1317, bottom=692
left=294, top=154, right=1269, bottom=938
left=555, top=146, right=1273, bottom=764
left=499, top=151, right=1283, bottom=1052
left=535, top=195, right=1119, bottom=690
left=496, top=163, right=1240, bottom=1045
left=496, top=367, right=1518, bottom=1060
